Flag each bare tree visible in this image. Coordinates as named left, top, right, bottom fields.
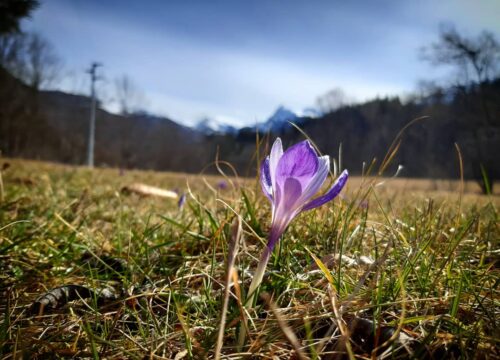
left=421, top=24, right=500, bottom=193
left=0, top=32, right=26, bottom=77
left=24, top=32, right=60, bottom=90
left=422, top=24, right=500, bottom=85
left=0, top=31, right=61, bottom=90
left=114, top=74, right=145, bottom=116
left=316, top=87, right=350, bottom=115
left=422, top=24, right=499, bottom=125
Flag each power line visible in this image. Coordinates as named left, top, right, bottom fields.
left=86, top=62, right=102, bottom=167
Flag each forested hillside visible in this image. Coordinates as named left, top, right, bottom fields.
left=0, top=67, right=209, bottom=172
left=1, top=65, right=499, bottom=189
left=217, top=79, right=500, bottom=190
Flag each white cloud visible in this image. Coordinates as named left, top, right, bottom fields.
left=24, top=0, right=500, bottom=126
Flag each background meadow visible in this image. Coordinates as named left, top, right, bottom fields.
left=0, top=158, right=498, bottom=358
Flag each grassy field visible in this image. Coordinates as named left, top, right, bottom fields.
left=0, top=159, right=498, bottom=359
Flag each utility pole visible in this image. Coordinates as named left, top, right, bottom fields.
left=86, top=62, right=102, bottom=167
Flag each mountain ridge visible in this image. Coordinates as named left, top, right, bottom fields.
left=1, top=65, right=499, bottom=189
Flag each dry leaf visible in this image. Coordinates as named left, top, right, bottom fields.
left=121, top=183, right=178, bottom=199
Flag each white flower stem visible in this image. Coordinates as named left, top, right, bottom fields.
left=246, top=248, right=271, bottom=307
left=237, top=246, right=272, bottom=349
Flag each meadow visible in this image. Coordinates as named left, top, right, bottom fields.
left=0, top=158, right=498, bottom=359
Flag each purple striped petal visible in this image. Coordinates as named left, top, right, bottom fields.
left=281, top=178, right=303, bottom=213
left=301, top=169, right=349, bottom=212
left=296, top=155, right=330, bottom=206
left=260, top=157, right=273, bottom=201
left=275, top=140, right=319, bottom=192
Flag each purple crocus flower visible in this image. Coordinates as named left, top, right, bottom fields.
left=239, top=137, right=348, bottom=346
left=177, top=193, right=186, bottom=210
left=247, top=138, right=348, bottom=302
left=217, top=180, right=228, bottom=190
left=260, top=137, right=348, bottom=253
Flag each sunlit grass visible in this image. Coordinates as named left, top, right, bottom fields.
left=0, top=159, right=498, bottom=359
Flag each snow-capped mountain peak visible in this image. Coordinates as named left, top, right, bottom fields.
left=194, top=117, right=237, bottom=134
left=256, top=106, right=298, bottom=133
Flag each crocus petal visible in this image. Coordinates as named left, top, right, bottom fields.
left=269, top=137, right=283, bottom=192
left=278, top=177, right=303, bottom=214
left=177, top=193, right=186, bottom=209
left=301, top=169, right=349, bottom=212
left=295, top=155, right=330, bottom=206
left=260, top=157, right=273, bottom=201
left=268, top=176, right=303, bottom=241
left=275, top=140, right=319, bottom=192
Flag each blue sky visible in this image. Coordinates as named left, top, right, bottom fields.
left=24, top=0, right=500, bottom=126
